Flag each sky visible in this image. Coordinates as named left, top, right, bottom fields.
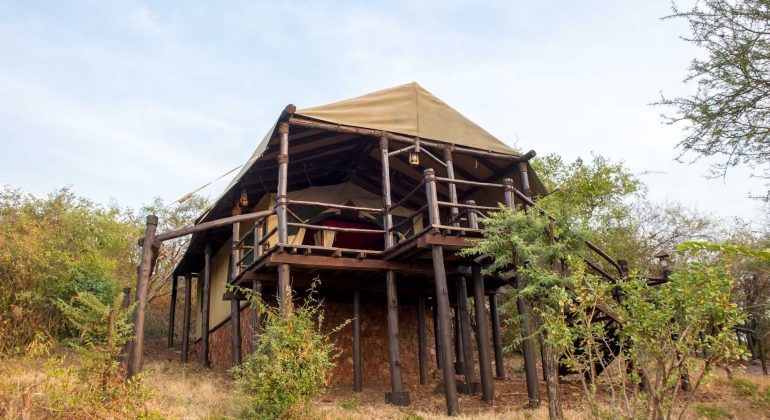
left=0, top=0, right=766, bottom=221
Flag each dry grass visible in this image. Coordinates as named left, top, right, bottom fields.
left=4, top=347, right=770, bottom=419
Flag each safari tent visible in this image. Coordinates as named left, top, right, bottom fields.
left=143, top=82, right=553, bottom=415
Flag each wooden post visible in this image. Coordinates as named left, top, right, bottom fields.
left=418, top=295, right=428, bottom=385
left=425, top=168, right=459, bottom=416
left=381, top=136, right=409, bottom=406
left=230, top=214, right=242, bottom=366
left=457, top=276, right=477, bottom=393
left=120, top=287, right=132, bottom=362
left=433, top=299, right=443, bottom=370
left=167, top=276, right=177, bottom=348
left=276, top=122, right=292, bottom=316
left=453, top=306, right=464, bottom=375
left=505, top=176, right=540, bottom=408
left=353, top=289, right=363, bottom=392
left=200, top=243, right=212, bottom=367
left=127, top=215, right=159, bottom=379
left=181, top=275, right=191, bottom=363
left=251, top=280, right=262, bottom=353
left=468, top=203, right=494, bottom=402
left=443, top=148, right=460, bottom=226
left=489, top=294, right=506, bottom=379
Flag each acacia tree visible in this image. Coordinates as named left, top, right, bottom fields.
left=659, top=0, right=770, bottom=200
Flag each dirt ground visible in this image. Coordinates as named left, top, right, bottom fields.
left=3, top=338, right=770, bottom=419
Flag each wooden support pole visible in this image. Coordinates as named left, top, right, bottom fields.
left=453, top=306, right=463, bottom=374
left=276, top=122, right=292, bottom=316
left=230, top=298, right=242, bottom=366
left=468, top=203, right=494, bottom=401
left=418, top=295, right=428, bottom=385
left=167, top=276, right=177, bottom=348
left=505, top=176, right=540, bottom=408
left=385, top=271, right=408, bottom=405
left=382, top=136, right=409, bottom=406
left=127, top=215, right=159, bottom=379
left=489, top=294, right=506, bottom=379
left=353, top=289, right=363, bottom=392
left=433, top=299, right=443, bottom=370
left=119, top=287, right=132, bottom=362
left=425, top=168, right=459, bottom=416
left=200, top=243, right=212, bottom=367
left=443, top=148, right=460, bottom=226
left=251, top=280, right=262, bottom=353
left=181, top=275, right=191, bottom=363
left=457, top=276, right=477, bottom=393
left=230, top=214, right=242, bottom=366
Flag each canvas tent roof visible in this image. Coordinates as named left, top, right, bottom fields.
left=297, top=82, right=516, bottom=155
left=202, top=82, right=523, bottom=222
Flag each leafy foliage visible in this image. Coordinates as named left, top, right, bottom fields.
left=41, top=289, right=157, bottom=418
left=0, top=187, right=138, bottom=353
left=231, top=279, right=346, bottom=419
left=659, top=0, right=770, bottom=199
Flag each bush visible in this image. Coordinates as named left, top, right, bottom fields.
left=732, top=378, right=759, bottom=398
left=231, top=280, right=346, bottom=419
left=0, top=187, right=138, bottom=353
left=38, top=290, right=157, bottom=417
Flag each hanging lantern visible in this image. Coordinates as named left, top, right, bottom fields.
left=409, top=138, right=421, bottom=166
left=409, top=150, right=420, bottom=166
left=239, top=188, right=249, bottom=207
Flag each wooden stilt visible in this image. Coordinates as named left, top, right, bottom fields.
left=453, top=305, right=464, bottom=375
left=181, top=275, right=191, bottom=363
left=251, top=280, right=262, bottom=353
left=200, top=244, right=212, bottom=367
left=353, top=289, right=363, bottom=392
left=167, top=276, right=177, bottom=348
left=457, top=276, right=477, bottom=394
left=276, top=122, right=293, bottom=315
left=119, top=287, right=132, bottom=362
left=418, top=295, right=428, bottom=385
left=504, top=177, right=540, bottom=408
left=381, top=136, right=409, bottom=406
left=489, top=294, right=506, bottom=379
left=230, top=298, right=242, bottom=366
left=385, top=271, right=408, bottom=405
left=468, top=204, right=494, bottom=401
left=425, top=168, right=459, bottom=416
left=127, top=215, right=159, bottom=378
left=433, top=299, right=443, bottom=370
left=230, top=211, right=242, bottom=366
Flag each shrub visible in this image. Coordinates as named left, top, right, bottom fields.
left=732, top=378, right=759, bottom=398
left=231, top=280, right=346, bottom=419
left=38, top=290, right=157, bottom=417
left=695, top=404, right=732, bottom=419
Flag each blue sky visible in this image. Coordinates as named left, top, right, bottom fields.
left=0, top=0, right=765, bottom=220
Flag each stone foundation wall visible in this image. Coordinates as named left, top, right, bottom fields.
left=189, top=300, right=437, bottom=385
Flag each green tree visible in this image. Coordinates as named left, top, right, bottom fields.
left=659, top=0, right=770, bottom=200
left=0, top=187, right=137, bottom=352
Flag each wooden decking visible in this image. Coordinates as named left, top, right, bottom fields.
left=233, top=226, right=489, bottom=288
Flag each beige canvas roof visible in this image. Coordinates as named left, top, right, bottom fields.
left=296, top=82, right=517, bottom=155
left=199, top=82, right=524, bottom=222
